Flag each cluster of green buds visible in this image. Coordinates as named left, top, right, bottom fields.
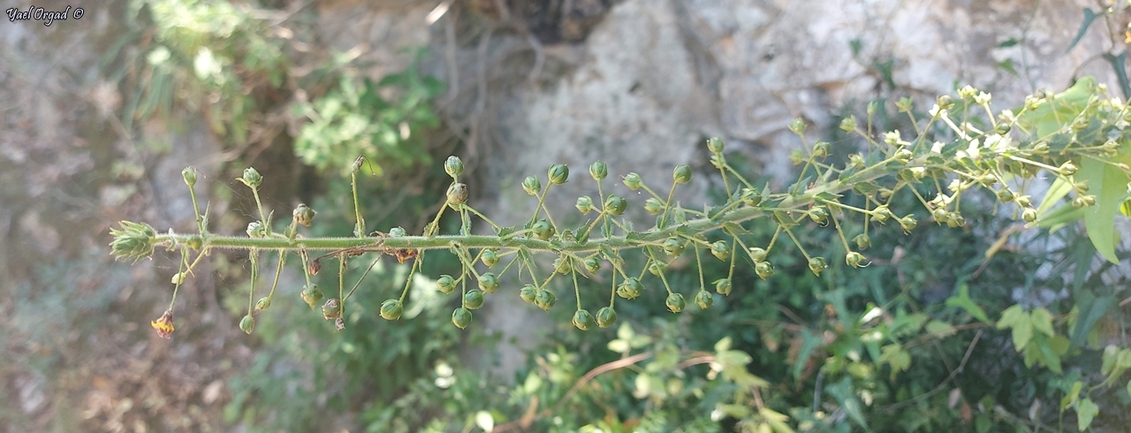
left=110, top=78, right=1131, bottom=337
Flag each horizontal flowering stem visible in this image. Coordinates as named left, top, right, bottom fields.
left=152, top=159, right=893, bottom=256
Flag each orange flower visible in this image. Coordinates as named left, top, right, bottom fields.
left=151, top=309, right=175, bottom=339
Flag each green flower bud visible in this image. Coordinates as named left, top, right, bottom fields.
left=481, top=249, right=499, bottom=268
left=534, top=289, right=556, bottom=311
left=648, top=261, right=667, bottom=276
left=380, top=299, right=403, bottom=320
left=936, top=94, right=954, bottom=110
left=182, top=167, right=197, bottom=187
left=789, top=117, right=807, bottom=135
left=293, top=203, right=316, bottom=227
left=946, top=212, right=966, bottom=228
left=666, top=292, right=686, bottom=313
left=808, top=257, right=827, bottom=276
left=755, top=261, right=774, bottom=279
left=893, top=148, right=913, bottom=163
left=1072, top=195, right=1096, bottom=208
left=1016, top=195, right=1032, bottom=208
left=532, top=219, right=555, bottom=240
left=1022, top=207, right=1037, bottom=223
left=464, top=289, right=485, bottom=310
left=548, top=164, right=569, bottom=185
left=446, top=182, right=469, bottom=207
left=519, top=284, right=538, bottom=303
left=590, top=161, right=608, bottom=181
left=695, top=291, right=714, bottom=309
left=707, top=137, right=725, bottom=153
left=584, top=257, right=601, bottom=274
left=623, top=173, right=643, bottom=190
left=617, top=277, right=644, bottom=300
left=1074, top=182, right=1089, bottom=194
left=1058, top=161, right=1077, bottom=176
left=389, top=227, right=407, bottom=237
left=848, top=154, right=866, bottom=169
left=246, top=221, right=266, bottom=238
left=899, top=215, right=917, bottom=233
left=522, top=176, right=542, bottom=195
left=748, top=247, right=768, bottom=262
left=845, top=251, right=868, bottom=268
left=852, top=233, right=871, bottom=250
left=576, top=196, right=594, bottom=214
left=239, top=315, right=255, bottom=334
left=872, top=206, right=892, bottom=224
left=710, top=240, right=730, bottom=260
left=644, top=197, right=664, bottom=215
left=714, top=278, right=732, bottom=295
left=301, top=284, right=323, bottom=308
left=809, top=207, right=829, bottom=225
left=896, top=96, right=914, bottom=113
left=437, top=275, right=457, bottom=294
left=673, top=165, right=692, bottom=184
left=812, top=141, right=829, bottom=158
left=452, top=307, right=472, bottom=329
left=478, top=272, right=499, bottom=293
left=662, top=238, right=685, bottom=256
left=596, top=307, right=618, bottom=328
left=572, top=309, right=596, bottom=331
left=839, top=116, right=858, bottom=133
left=254, top=297, right=271, bottom=312
left=444, top=155, right=464, bottom=179
left=996, top=189, right=1015, bottom=203
left=553, top=256, right=572, bottom=274
left=978, top=174, right=997, bottom=187
left=740, top=188, right=762, bottom=206
left=241, top=167, right=263, bottom=188
left=604, top=195, right=627, bottom=216
left=322, top=298, right=341, bottom=320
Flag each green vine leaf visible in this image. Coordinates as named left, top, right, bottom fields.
left=1076, top=397, right=1099, bottom=431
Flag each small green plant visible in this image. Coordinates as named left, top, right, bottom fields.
left=112, top=78, right=1131, bottom=430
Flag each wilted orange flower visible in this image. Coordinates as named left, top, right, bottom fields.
left=151, top=309, right=175, bottom=339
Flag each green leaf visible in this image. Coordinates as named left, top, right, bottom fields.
left=792, top=330, right=821, bottom=380
left=1066, top=8, right=1097, bottom=53
left=1105, top=52, right=1131, bottom=99
left=1080, top=156, right=1129, bottom=264
left=1015, top=77, right=1095, bottom=138
left=1076, top=398, right=1099, bottom=431
left=1030, top=308, right=1055, bottom=337
left=880, top=344, right=911, bottom=379
left=1035, top=203, right=1085, bottom=233
left=826, top=377, right=871, bottom=431
left=1069, top=292, right=1113, bottom=347
left=1060, top=381, right=1083, bottom=413
left=998, top=305, right=1032, bottom=351
left=1035, top=176, right=1073, bottom=217
left=945, top=283, right=991, bottom=323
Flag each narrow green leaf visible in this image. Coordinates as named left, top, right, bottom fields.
left=1069, top=292, right=1113, bottom=347
left=1035, top=204, right=1085, bottom=233
left=1104, top=52, right=1131, bottom=99
left=1035, top=176, right=1073, bottom=216
left=1067, top=8, right=1097, bottom=53
left=792, top=330, right=821, bottom=380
